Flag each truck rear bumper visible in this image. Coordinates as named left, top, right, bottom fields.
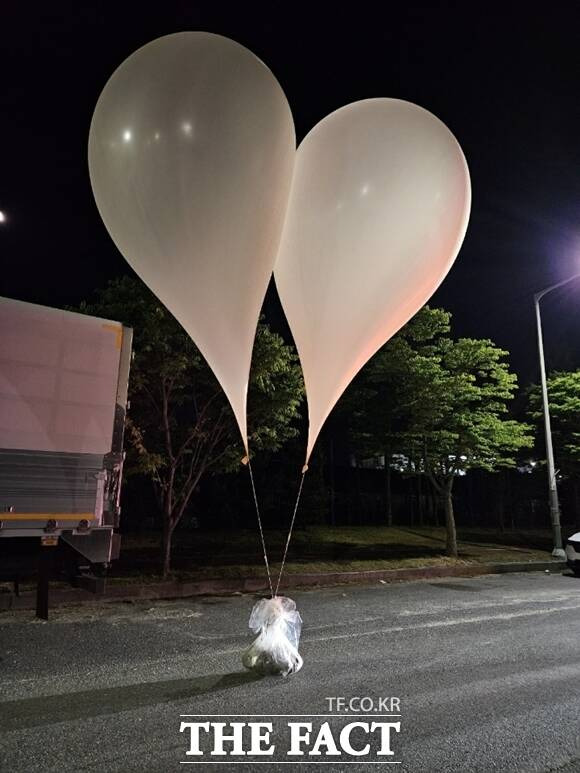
left=0, top=526, right=118, bottom=563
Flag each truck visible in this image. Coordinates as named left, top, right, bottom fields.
left=0, top=296, right=132, bottom=617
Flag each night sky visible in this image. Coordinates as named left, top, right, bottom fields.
left=2, top=2, right=579, bottom=387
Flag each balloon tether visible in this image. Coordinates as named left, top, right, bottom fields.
left=246, top=458, right=274, bottom=598
left=245, top=455, right=309, bottom=599
left=274, top=467, right=308, bottom=597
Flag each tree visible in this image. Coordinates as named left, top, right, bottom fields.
left=76, top=276, right=304, bottom=576
left=415, top=336, right=533, bottom=556
left=343, top=308, right=533, bottom=556
left=527, top=370, right=580, bottom=516
left=341, top=307, right=451, bottom=525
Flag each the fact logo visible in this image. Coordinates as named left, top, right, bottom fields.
left=179, top=698, right=401, bottom=764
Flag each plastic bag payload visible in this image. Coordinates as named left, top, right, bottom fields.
left=242, top=596, right=303, bottom=676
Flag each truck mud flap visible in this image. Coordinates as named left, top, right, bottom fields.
left=60, top=528, right=114, bottom=563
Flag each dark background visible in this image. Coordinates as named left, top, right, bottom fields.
left=1, top=1, right=579, bottom=387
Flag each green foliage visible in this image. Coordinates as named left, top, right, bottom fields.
left=75, top=275, right=304, bottom=572
left=341, top=307, right=450, bottom=457
left=244, top=321, right=304, bottom=457
left=344, top=306, right=533, bottom=482
left=527, top=370, right=580, bottom=477
left=420, top=336, right=533, bottom=478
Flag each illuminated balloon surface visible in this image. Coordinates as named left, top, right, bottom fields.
left=89, top=32, right=295, bottom=452
left=274, top=98, right=471, bottom=463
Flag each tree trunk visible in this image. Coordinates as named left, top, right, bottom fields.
left=427, top=477, right=441, bottom=527
left=354, top=462, right=362, bottom=526
left=427, top=487, right=435, bottom=524
left=161, top=517, right=175, bottom=579
left=467, top=473, right=474, bottom=528
left=329, top=437, right=336, bottom=527
left=417, top=473, right=424, bottom=527
left=384, top=450, right=392, bottom=526
left=506, top=472, right=515, bottom=531
left=444, top=478, right=458, bottom=557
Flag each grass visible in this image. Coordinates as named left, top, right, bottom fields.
left=108, top=526, right=554, bottom=584
left=2, top=526, right=555, bottom=593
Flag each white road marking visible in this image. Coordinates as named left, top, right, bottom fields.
left=305, top=602, right=580, bottom=643
left=399, top=592, right=580, bottom=617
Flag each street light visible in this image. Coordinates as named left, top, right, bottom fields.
left=534, top=272, right=580, bottom=559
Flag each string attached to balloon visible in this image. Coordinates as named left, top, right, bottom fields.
left=241, top=454, right=307, bottom=599
left=242, top=455, right=274, bottom=599
left=274, top=468, right=307, bottom=597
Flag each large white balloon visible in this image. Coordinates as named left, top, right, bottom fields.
left=274, top=98, right=471, bottom=463
left=89, top=32, right=295, bottom=453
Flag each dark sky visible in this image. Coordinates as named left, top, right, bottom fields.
left=1, top=2, right=579, bottom=387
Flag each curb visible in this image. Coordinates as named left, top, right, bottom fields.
left=0, top=560, right=567, bottom=611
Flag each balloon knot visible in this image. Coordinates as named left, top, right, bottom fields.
left=301, top=464, right=309, bottom=474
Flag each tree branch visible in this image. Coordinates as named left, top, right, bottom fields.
left=161, top=379, right=174, bottom=464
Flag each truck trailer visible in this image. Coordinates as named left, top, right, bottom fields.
left=0, top=296, right=132, bottom=616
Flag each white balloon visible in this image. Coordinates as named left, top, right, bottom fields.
left=274, top=98, right=471, bottom=463
left=89, top=32, right=295, bottom=452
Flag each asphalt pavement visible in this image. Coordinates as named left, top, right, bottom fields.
left=1, top=572, right=580, bottom=772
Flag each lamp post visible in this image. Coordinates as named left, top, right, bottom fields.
left=534, top=273, right=580, bottom=559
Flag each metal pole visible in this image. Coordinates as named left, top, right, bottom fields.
left=534, top=293, right=565, bottom=559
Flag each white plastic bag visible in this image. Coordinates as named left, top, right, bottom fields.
left=242, top=596, right=303, bottom=676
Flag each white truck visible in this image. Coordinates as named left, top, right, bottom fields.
left=0, top=296, right=132, bottom=616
